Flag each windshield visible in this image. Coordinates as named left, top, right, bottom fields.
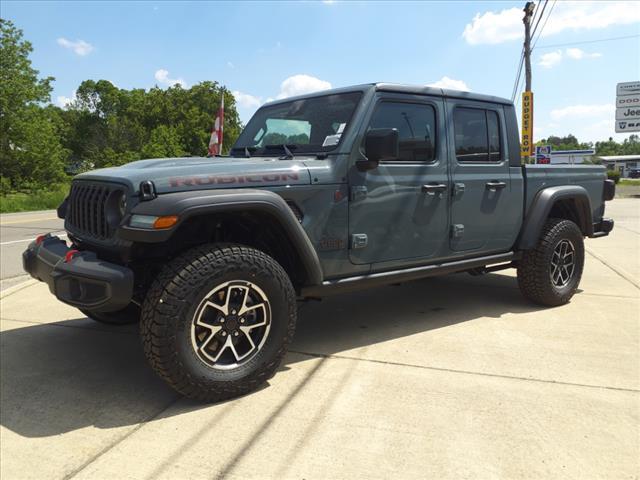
left=232, top=92, right=362, bottom=156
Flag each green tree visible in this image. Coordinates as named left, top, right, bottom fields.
left=141, top=125, right=185, bottom=159
left=0, top=18, right=67, bottom=190
left=62, top=80, right=242, bottom=168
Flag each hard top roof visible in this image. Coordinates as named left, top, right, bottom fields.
left=262, top=82, right=513, bottom=107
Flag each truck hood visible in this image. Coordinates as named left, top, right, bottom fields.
left=75, top=156, right=312, bottom=193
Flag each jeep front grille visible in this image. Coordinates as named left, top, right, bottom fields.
left=66, top=181, right=121, bottom=240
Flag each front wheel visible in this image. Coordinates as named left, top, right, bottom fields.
left=140, top=244, right=296, bottom=402
left=517, top=218, right=585, bottom=306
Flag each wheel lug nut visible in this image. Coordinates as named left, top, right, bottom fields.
left=220, top=318, right=225, bottom=323
left=221, top=331, right=227, bottom=336
left=231, top=309, right=236, bottom=315
left=234, top=331, right=239, bottom=337
left=240, top=318, right=245, bottom=323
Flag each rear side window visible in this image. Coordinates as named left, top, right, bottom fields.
left=454, top=108, right=502, bottom=163
left=369, top=102, right=437, bottom=162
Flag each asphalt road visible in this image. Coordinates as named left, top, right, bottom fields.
left=0, top=200, right=638, bottom=479
left=0, top=210, right=65, bottom=290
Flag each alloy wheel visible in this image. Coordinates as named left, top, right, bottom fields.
left=191, top=280, right=271, bottom=370
left=550, top=239, right=575, bottom=288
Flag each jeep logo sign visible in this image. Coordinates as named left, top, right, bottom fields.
left=615, top=82, right=640, bottom=133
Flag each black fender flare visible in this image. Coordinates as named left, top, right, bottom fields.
left=517, top=185, right=593, bottom=250
left=118, top=189, right=323, bottom=286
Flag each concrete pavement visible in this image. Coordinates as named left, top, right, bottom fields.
left=0, top=210, right=65, bottom=290
left=0, top=200, right=638, bottom=479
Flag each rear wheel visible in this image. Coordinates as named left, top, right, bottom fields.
left=140, top=244, right=296, bottom=402
left=80, top=303, right=140, bottom=325
left=517, top=218, right=584, bottom=306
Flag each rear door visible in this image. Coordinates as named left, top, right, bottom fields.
left=348, top=95, right=449, bottom=265
left=447, top=101, right=521, bottom=253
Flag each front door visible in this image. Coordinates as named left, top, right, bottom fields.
left=447, top=102, right=521, bottom=253
left=349, top=97, right=449, bottom=265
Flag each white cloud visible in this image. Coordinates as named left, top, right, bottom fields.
left=539, top=50, right=563, bottom=68
left=232, top=90, right=262, bottom=109
left=57, top=37, right=94, bottom=56
left=154, top=69, right=187, bottom=87
left=463, top=1, right=640, bottom=45
left=427, top=76, right=471, bottom=91
left=463, top=7, right=523, bottom=45
left=56, top=92, right=76, bottom=108
left=550, top=104, right=614, bottom=121
left=276, top=74, right=332, bottom=99
left=565, top=47, right=602, bottom=60
left=538, top=47, right=603, bottom=68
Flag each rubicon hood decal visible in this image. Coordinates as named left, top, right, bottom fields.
left=169, top=172, right=303, bottom=188
left=75, top=156, right=311, bottom=193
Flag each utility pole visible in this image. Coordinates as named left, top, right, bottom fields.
left=521, top=1, right=536, bottom=163
left=523, top=2, right=535, bottom=92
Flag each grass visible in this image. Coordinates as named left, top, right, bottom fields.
left=0, top=184, right=70, bottom=213
left=619, top=178, right=640, bottom=186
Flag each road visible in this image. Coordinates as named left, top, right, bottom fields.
left=0, top=200, right=638, bottom=479
left=0, top=211, right=64, bottom=290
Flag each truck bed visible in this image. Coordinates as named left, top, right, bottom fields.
left=523, top=164, right=608, bottom=223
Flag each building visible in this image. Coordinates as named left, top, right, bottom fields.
left=598, top=155, right=640, bottom=178
left=548, top=149, right=595, bottom=165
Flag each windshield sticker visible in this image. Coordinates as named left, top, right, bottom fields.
left=322, top=134, right=341, bottom=147
left=336, top=123, right=346, bottom=134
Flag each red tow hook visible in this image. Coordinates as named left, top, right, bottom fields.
left=64, top=249, right=80, bottom=263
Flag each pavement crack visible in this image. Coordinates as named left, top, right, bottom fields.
left=288, top=350, right=640, bottom=394
left=585, top=248, right=639, bottom=290
left=63, top=395, right=181, bottom=480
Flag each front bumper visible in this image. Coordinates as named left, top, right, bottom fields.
left=22, top=235, right=134, bottom=312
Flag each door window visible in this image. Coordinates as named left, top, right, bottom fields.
left=369, top=102, right=437, bottom=162
left=454, top=108, right=502, bottom=163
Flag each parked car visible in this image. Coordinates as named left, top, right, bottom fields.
left=23, top=83, right=615, bottom=401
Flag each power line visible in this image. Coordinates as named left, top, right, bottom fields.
left=511, top=52, right=525, bottom=102
left=535, top=33, right=640, bottom=50
left=532, top=0, right=557, bottom=50
left=530, top=0, right=549, bottom=39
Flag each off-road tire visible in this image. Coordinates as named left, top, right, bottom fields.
left=80, top=303, right=140, bottom=325
left=517, top=218, right=584, bottom=306
left=140, top=243, right=296, bottom=402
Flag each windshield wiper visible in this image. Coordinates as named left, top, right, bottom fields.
left=263, top=144, right=298, bottom=160
left=230, top=146, right=257, bottom=158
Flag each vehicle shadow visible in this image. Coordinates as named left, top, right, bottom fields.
left=0, top=271, right=543, bottom=438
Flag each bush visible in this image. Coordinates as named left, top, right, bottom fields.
left=607, top=170, right=621, bottom=184
left=0, top=183, right=69, bottom=213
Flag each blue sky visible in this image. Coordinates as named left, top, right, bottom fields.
left=3, top=0, right=639, bottom=142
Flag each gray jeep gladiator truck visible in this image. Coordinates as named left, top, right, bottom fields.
left=24, top=83, right=615, bottom=401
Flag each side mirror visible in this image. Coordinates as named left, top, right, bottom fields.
left=358, top=128, right=399, bottom=171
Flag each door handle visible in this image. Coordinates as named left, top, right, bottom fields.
left=485, top=181, right=507, bottom=190
left=422, top=183, right=448, bottom=195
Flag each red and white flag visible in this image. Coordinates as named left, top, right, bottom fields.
left=208, top=96, right=224, bottom=156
